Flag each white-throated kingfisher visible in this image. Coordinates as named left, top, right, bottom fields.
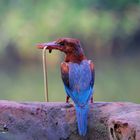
left=37, top=38, right=95, bottom=136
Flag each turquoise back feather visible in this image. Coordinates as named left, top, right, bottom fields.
left=64, top=60, right=94, bottom=136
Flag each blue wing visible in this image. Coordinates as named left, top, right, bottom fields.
left=61, top=60, right=94, bottom=106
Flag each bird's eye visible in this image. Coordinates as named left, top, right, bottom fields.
left=59, top=42, right=65, bottom=46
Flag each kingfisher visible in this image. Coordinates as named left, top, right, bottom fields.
left=37, top=38, right=95, bottom=136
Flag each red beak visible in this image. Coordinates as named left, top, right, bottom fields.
left=37, top=42, right=59, bottom=49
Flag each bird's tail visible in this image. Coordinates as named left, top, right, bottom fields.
left=75, top=104, right=89, bottom=136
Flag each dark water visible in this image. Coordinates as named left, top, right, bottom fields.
left=0, top=58, right=140, bottom=103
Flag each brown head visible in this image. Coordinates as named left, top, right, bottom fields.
left=37, top=37, right=86, bottom=63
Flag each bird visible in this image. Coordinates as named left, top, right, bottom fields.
left=37, top=37, right=95, bottom=136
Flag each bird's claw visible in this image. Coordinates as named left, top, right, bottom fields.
left=64, top=102, right=73, bottom=108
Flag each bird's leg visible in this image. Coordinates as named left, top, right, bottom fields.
left=66, top=96, right=70, bottom=103
left=91, top=96, right=94, bottom=103
left=65, top=96, right=73, bottom=108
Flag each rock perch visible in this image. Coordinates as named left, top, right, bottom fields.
left=0, top=100, right=140, bottom=140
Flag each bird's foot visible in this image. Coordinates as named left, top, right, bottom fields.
left=64, top=102, right=73, bottom=108
left=64, top=96, right=73, bottom=108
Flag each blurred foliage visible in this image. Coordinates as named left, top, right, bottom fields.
left=0, top=0, right=140, bottom=102
left=0, top=0, right=140, bottom=55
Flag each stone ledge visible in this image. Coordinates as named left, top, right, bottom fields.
left=0, top=100, right=140, bottom=140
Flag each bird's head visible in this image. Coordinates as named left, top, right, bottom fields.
left=37, top=37, right=84, bottom=55
left=37, top=37, right=86, bottom=63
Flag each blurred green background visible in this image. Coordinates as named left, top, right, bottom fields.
left=0, top=0, right=140, bottom=103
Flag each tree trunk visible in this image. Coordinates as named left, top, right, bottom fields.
left=0, top=100, right=139, bottom=140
